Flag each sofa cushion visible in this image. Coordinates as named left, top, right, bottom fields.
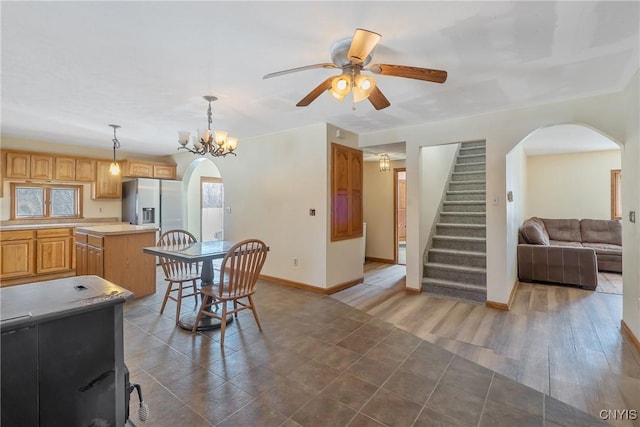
left=541, top=218, right=582, bottom=242
left=520, top=217, right=549, bottom=245
left=549, top=240, right=583, bottom=248
left=581, top=242, right=622, bottom=256
left=580, top=219, right=622, bottom=245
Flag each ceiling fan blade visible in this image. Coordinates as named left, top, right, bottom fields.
left=369, top=64, right=447, bottom=83
left=296, top=77, right=334, bottom=107
left=263, top=63, right=337, bottom=79
left=367, top=86, right=391, bottom=110
left=347, top=28, right=381, bottom=64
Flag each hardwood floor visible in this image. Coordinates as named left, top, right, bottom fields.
left=332, top=262, right=640, bottom=426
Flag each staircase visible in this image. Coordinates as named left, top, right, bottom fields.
left=422, top=141, right=487, bottom=303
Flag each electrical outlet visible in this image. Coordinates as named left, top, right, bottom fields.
left=293, top=257, right=298, bottom=266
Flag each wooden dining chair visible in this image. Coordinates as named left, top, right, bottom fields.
left=157, top=229, right=201, bottom=323
left=191, top=239, right=268, bottom=346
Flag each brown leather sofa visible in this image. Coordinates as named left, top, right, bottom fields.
left=517, top=217, right=622, bottom=290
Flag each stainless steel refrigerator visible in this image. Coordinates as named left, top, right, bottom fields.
left=121, top=178, right=184, bottom=236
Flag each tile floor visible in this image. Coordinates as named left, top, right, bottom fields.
left=123, top=270, right=609, bottom=426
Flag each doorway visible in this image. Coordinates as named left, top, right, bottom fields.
left=201, top=177, right=224, bottom=241
left=395, top=168, right=406, bottom=265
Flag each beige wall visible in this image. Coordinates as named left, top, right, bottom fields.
left=363, top=159, right=405, bottom=262
left=526, top=150, right=621, bottom=220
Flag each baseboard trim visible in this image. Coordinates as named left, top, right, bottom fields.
left=365, top=257, right=396, bottom=264
left=621, top=320, right=640, bottom=354
left=259, top=274, right=364, bottom=295
left=405, top=287, right=422, bottom=294
left=486, top=280, right=520, bottom=311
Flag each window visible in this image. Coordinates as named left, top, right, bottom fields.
left=611, top=169, right=621, bottom=220
left=11, top=183, right=82, bottom=219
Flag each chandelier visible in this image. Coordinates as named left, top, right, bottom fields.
left=379, top=153, right=390, bottom=172
left=108, top=124, right=121, bottom=175
left=177, top=96, right=237, bottom=157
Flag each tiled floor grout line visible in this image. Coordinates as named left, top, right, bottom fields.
left=410, top=352, right=457, bottom=426
left=475, top=372, right=496, bottom=427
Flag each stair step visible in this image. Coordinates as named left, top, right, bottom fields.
left=442, top=201, right=486, bottom=212
left=436, top=223, right=486, bottom=237
left=422, top=278, right=487, bottom=303
left=446, top=190, right=486, bottom=201
left=455, top=162, right=486, bottom=173
left=456, top=153, right=486, bottom=164
left=460, top=141, right=486, bottom=149
left=424, top=262, right=487, bottom=286
left=459, top=147, right=486, bottom=156
left=439, top=212, right=486, bottom=224
left=428, top=248, right=487, bottom=268
left=432, top=235, right=486, bottom=251
left=451, top=171, right=486, bottom=181
left=449, top=180, right=486, bottom=191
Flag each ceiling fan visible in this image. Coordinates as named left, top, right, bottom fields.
left=263, top=28, right=447, bottom=110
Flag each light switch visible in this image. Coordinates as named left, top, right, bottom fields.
left=225, top=206, right=231, bottom=214
left=309, top=209, right=316, bottom=216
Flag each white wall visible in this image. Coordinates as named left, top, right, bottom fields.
left=419, top=143, right=459, bottom=264
left=526, top=150, right=621, bottom=219
left=326, top=124, right=365, bottom=287
left=363, top=159, right=405, bottom=262
left=505, top=142, right=528, bottom=287
left=621, top=71, right=640, bottom=339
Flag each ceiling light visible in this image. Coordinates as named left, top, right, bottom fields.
left=379, top=153, right=390, bottom=172
left=108, top=124, right=121, bottom=175
left=330, top=74, right=352, bottom=101
left=178, top=96, right=237, bottom=157
left=353, top=74, right=376, bottom=103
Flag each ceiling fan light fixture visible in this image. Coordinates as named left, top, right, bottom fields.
left=331, top=74, right=352, bottom=99
left=353, top=74, right=376, bottom=103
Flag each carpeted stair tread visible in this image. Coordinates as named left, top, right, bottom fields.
left=443, top=201, right=486, bottom=205
left=436, top=223, right=486, bottom=229
left=429, top=248, right=486, bottom=257
left=424, top=262, right=486, bottom=274
left=433, top=235, right=486, bottom=242
left=422, top=277, right=487, bottom=291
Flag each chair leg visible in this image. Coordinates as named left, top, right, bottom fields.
left=219, top=302, right=228, bottom=346
left=192, top=295, right=208, bottom=333
left=191, top=279, right=198, bottom=305
left=247, top=295, right=262, bottom=331
left=160, top=281, right=173, bottom=314
left=233, top=300, right=238, bottom=318
left=175, top=284, right=183, bottom=323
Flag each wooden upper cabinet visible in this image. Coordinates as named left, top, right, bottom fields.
left=123, top=160, right=153, bottom=178
left=30, top=154, right=54, bottom=180
left=93, top=161, right=122, bottom=199
left=54, top=157, right=76, bottom=181
left=122, top=160, right=176, bottom=179
left=153, top=164, right=176, bottom=180
left=75, top=158, right=96, bottom=182
left=6, top=152, right=31, bottom=179
left=331, top=143, right=363, bottom=241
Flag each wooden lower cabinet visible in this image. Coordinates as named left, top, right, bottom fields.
left=0, top=231, right=35, bottom=281
left=1, top=228, right=74, bottom=286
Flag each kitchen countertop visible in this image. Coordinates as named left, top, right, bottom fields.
left=75, top=224, right=158, bottom=236
left=0, top=218, right=124, bottom=231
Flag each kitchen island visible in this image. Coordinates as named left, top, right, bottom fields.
left=75, top=224, right=158, bottom=298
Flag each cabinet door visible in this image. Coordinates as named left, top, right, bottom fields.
left=0, top=239, right=34, bottom=281
left=75, top=243, right=87, bottom=276
left=36, top=237, right=73, bottom=274
left=126, top=161, right=153, bottom=178
left=76, top=158, right=96, bottom=182
left=87, top=246, right=104, bottom=277
left=153, top=164, right=176, bottom=180
left=31, top=154, right=54, bottom=180
left=6, top=152, right=31, bottom=179
left=54, top=157, right=76, bottom=181
left=93, top=161, right=122, bottom=199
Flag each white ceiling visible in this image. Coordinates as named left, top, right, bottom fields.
left=1, top=2, right=638, bottom=157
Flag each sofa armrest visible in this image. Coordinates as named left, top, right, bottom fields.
left=517, top=244, right=597, bottom=290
